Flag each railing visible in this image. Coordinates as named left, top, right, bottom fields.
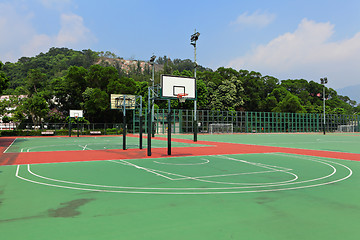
left=1, top=110, right=359, bottom=136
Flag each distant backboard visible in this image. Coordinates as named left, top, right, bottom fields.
left=69, top=110, right=83, bottom=118
left=110, top=94, right=136, bottom=110
left=161, top=75, right=196, bottom=100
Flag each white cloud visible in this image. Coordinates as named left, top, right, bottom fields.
left=228, top=18, right=360, bottom=88
left=231, top=10, right=276, bottom=29
left=0, top=2, right=96, bottom=63
left=56, top=13, right=96, bottom=46
left=38, top=0, right=73, bottom=10
left=0, top=2, right=35, bottom=62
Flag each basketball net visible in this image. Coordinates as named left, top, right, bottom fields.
left=177, top=93, right=188, bottom=103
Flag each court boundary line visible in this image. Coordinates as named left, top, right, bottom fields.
left=14, top=153, right=353, bottom=194
left=3, top=138, right=16, bottom=153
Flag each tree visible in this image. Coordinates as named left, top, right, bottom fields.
left=273, top=93, right=306, bottom=113
left=82, top=88, right=109, bottom=122
left=26, top=68, right=47, bottom=96
left=0, top=61, right=9, bottom=94
left=22, top=94, right=50, bottom=125
left=65, top=66, right=88, bottom=110
left=107, top=76, right=137, bottom=94
left=241, top=71, right=264, bottom=111
left=208, top=76, right=244, bottom=111
left=87, top=65, right=119, bottom=91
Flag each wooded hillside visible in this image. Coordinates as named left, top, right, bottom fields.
left=0, top=47, right=359, bottom=125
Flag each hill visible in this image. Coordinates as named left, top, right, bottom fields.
left=0, top=47, right=359, bottom=125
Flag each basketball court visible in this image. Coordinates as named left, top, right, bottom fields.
left=1, top=76, right=360, bottom=239
left=0, top=133, right=360, bottom=240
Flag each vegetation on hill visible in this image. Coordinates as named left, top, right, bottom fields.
left=0, top=47, right=359, bottom=125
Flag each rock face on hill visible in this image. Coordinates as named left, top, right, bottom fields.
left=95, top=57, right=163, bottom=73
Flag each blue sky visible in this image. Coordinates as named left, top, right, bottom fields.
left=1, top=0, right=360, bottom=89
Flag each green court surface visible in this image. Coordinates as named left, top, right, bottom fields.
left=1, top=134, right=360, bottom=240
left=5, top=136, right=207, bottom=153
left=172, top=133, right=360, bottom=154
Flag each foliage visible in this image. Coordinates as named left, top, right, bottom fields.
left=1, top=47, right=358, bottom=126
left=273, top=93, right=306, bottom=113
left=0, top=61, right=9, bottom=95
left=22, top=94, right=50, bottom=125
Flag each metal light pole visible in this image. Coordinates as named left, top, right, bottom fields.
left=150, top=55, right=156, bottom=137
left=147, top=55, right=156, bottom=156
left=191, top=30, right=200, bottom=142
left=320, top=77, right=328, bottom=135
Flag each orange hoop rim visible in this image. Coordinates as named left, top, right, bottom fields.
left=177, top=93, right=188, bottom=99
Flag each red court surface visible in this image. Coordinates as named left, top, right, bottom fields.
left=1, top=136, right=359, bottom=166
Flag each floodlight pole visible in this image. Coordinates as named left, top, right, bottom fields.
left=150, top=55, right=156, bottom=137
left=191, top=30, right=200, bottom=142
left=123, top=96, right=126, bottom=150
left=323, top=85, right=325, bottom=135
left=147, top=87, right=152, bottom=156
left=320, top=77, right=328, bottom=135
left=139, top=96, right=143, bottom=149
left=147, top=55, right=156, bottom=156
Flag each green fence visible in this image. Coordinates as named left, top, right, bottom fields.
left=135, top=109, right=360, bottom=134
left=1, top=109, right=359, bottom=136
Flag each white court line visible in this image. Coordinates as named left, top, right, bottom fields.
left=219, top=155, right=293, bottom=172
left=110, top=155, right=335, bottom=186
left=110, top=159, right=247, bottom=182
left=153, top=159, right=210, bottom=165
left=79, top=144, right=91, bottom=150
left=112, top=160, right=175, bottom=180
left=14, top=154, right=353, bottom=194
left=15, top=159, right=353, bottom=194
left=174, top=170, right=283, bottom=181
left=4, top=138, right=17, bottom=153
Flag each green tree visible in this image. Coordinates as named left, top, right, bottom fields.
left=22, top=94, right=50, bottom=125
left=65, top=66, right=88, bottom=110
left=26, top=69, right=47, bottom=96
left=208, top=76, right=243, bottom=111
left=107, top=76, right=137, bottom=94
left=87, top=65, right=119, bottom=91
left=82, top=88, right=109, bottom=122
left=273, top=93, right=306, bottom=113
left=0, top=61, right=9, bottom=94
left=241, top=71, right=264, bottom=111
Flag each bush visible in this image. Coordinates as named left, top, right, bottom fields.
left=0, top=130, right=42, bottom=136
left=106, top=128, right=120, bottom=135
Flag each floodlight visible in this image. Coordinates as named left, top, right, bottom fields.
left=320, top=77, right=328, bottom=85
left=191, top=32, right=200, bottom=42
left=150, top=55, right=156, bottom=63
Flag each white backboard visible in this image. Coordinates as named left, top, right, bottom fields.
left=161, top=75, right=196, bottom=99
left=69, top=110, right=83, bottom=118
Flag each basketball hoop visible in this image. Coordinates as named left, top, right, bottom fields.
left=177, top=93, right=188, bottom=103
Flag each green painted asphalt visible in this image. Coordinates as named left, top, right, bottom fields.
left=171, top=133, right=360, bottom=154
left=5, top=136, right=207, bottom=153
left=1, top=153, right=360, bottom=239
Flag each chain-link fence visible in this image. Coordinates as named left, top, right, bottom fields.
left=1, top=109, right=359, bottom=136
